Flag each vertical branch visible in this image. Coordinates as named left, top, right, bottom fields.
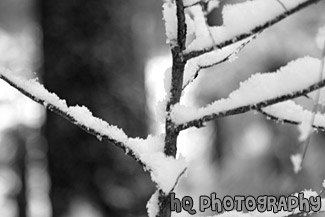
left=158, top=1, right=187, bottom=217
left=164, top=0, right=187, bottom=157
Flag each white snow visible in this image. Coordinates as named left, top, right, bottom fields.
left=172, top=57, right=323, bottom=125
left=187, top=5, right=210, bottom=38
left=0, top=68, right=130, bottom=144
left=164, top=67, right=172, bottom=99
left=298, top=120, right=313, bottom=141
left=163, top=2, right=177, bottom=45
left=146, top=190, right=159, bottom=217
left=141, top=153, right=187, bottom=193
left=183, top=0, right=199, bottom=6
left=290, top=153, right=302, bottom=174
left=316, top=24, right=325, bottom=50
left=162, top=1, right=195, bottom=46
left=185, top=0, right=308, bottom=53
left=322, top=179, right=325, bottom=188
left=207, top=0, right=220, bottom=12
left=127, top=135, right=165, bottom=157
left=262, top=100, right=325, bottom=130
left=183, top=0, right=220, bottom=9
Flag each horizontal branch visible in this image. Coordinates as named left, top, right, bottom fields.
left=173, top=57, right=324, bottom=130
left=0, top=69, right=143, bottom=163
left=183, top=0, right=320, bottom=60
left=176, top=77, right=325, bottom=131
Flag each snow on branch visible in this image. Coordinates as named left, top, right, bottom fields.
left=172, top=57, right=325, bottom=130
left=183, top=0, right=320, bottom=60
left=0, top=68, right=188, bottom=194
left=0, top=68, right=133, bottom=155
left=259, top=100, right=325, bottom=131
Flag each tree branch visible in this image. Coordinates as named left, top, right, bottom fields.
left=0, top=70, right=142, bottom=164
left=258, top=108, right=325, bottom=131
left=176, top=79, right=325, bottom=131
left=160, top=0, right=188, bottom=216
left=183, top=34, right=258, bottom=90
left=183, top=0, right=320, bottom=60
left=164, top=0, right=187, bottom=157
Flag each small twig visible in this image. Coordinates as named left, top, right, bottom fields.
left=170, top=168, right=187, bottom=192
left=257, top=109, right=325, bottom=131
left=182, top=34, right=259, bottom=90
left=183, top=0, right=320, bottom=60
left=275, top=0, right=288, bottom=11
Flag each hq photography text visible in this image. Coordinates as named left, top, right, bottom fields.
left=170, top=192, right=322, bottom=215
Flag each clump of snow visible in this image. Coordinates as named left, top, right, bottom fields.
left=187, top=5, right=210, bottom=38
left=146, top=190, right=159, bottom=217
left=322, top=179, right=325, bottom=188
left=298, top=120, right=313, bottom=142
left=172, top=57, right=322, bottom=125
left=290, top=153, right=302, bottom=174
left=127, top=135, right=165, bottom=157
left=164, top=67, right=172, bottom=98
left=68, top=105, right=129, bottom=143
left=162, top=2, right=177, bottom=44
left=141, top=153, right=187, bottom=193
left=316, top=25, right=325, bottom=50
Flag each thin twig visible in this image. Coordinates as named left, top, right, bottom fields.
left=257, top=109, right=325, bottom=131
left=183, top=0, right=320, bottom=60
left=275, top=0, right=288, bottom=11
left=182, top=34, right=259, bottom=90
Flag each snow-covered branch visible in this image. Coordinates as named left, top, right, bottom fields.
left=173, top=57, right=325, bottom=130
left=258, top=101, right=325, bottom=131
left=183, top=0, right=320, bottom=60
left=164, top=0, right=187, bottom=157
left=0, top=68, right=137, bottom=158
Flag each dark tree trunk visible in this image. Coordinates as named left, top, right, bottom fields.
left=40, top=1, right=154, bottom=216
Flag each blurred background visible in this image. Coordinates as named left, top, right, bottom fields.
left=0, top=0, right=324, bottom=217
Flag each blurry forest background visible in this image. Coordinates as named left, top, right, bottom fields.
left=0, top=0, right=325, bottom=217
